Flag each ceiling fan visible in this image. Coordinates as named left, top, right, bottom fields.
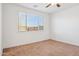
left=45, top=3, right=61, bottom=8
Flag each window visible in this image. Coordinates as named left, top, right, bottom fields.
left=18, top=12, right=44, bottom=32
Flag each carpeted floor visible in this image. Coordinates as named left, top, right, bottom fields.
left=3, top=39, right=79, bottom=56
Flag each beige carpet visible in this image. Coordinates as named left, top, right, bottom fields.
left=3, top=39, right=79, bottom=56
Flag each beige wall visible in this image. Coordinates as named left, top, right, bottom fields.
left=0, top=3, right=2, bottom=56
left=51, top=5, right=79, bottom=46
left=2, top=4, right=50, bottom=48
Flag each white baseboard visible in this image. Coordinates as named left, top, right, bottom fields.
left=3, top=39, right=49, bottom=49
left=51, top=38, right=79, bottom=46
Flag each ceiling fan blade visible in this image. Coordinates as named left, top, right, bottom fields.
left=45, top=3, right=51, bottom=8
left=56, top=3, right=61, bottom=7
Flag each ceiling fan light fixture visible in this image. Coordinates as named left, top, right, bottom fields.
left=51, top=3, right=54, bottom=6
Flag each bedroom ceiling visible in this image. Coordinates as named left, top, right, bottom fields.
left=18, top=3, right=79, bottom=13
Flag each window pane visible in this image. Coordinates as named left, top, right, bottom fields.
left=27, top=14, right=38, bottom=27
left=18, top=12, right=26, bottom=32
left=27, top=14, right=44, bottom=31
left=38, top=16, right=44, bottom=30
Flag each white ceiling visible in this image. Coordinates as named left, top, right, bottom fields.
left=18, top=3, right=79, bottom=13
